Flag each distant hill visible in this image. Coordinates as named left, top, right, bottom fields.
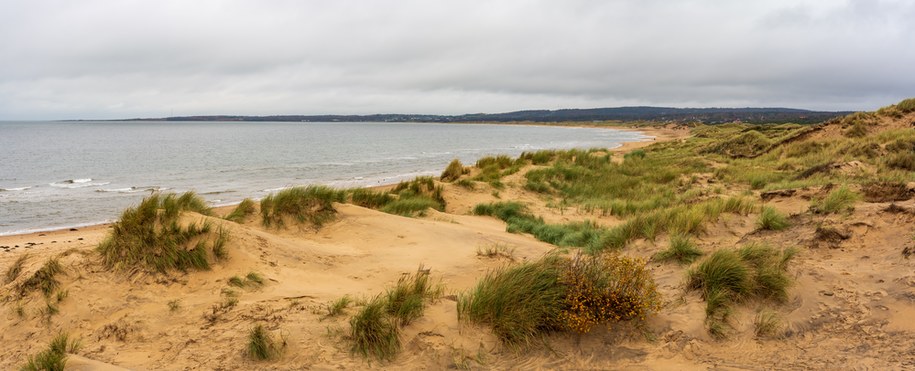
left=135, top=106, right=850, bottom=124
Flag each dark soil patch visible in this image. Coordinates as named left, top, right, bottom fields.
left=863, top=182, right=913, bottom=203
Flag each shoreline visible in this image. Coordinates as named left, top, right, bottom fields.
left=0, top=125, right=685, bottom=243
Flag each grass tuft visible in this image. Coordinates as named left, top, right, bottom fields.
left=440, top=159, right=467, bottom=182
left=811, top=185, right=860, bottom=214
left=757, top=206, right=790, bottom=231
left=459, top=253, right=660, bottom=346
left=20, top=332, right=81, bottom=371
left=326, top=295, right=352, bottom=317
left=97, top=192, right=228, bottom=274
left=19, top=257, right=64, bottom=298
left=260, top=186, right=343, bottom=228
left=5, top=254, right=29, bottom=284
left=247, top=324, right=284, bottom=361
left=225, top=198, right=256, bottom=222
left=384, top=268, right=443, bottom=326
left=349, top=298, right=401, bottom=361
left=687, top=243, right=797, bottom=338
left=653, top=235, right=703, bottom=264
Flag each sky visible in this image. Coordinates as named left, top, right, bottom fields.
left=1, top=0, right=913, bottom=120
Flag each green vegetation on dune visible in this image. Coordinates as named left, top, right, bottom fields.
left=458, top=253, right=660, bottom=347
left=260, top=186, right=344, bottom=228
left=98, top=192, right=229, bottom=274
left=20, top=333, right=81, bottom=371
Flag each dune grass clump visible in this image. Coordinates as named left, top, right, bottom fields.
left=5, top=254, right=28, bottom=284
left=459, top=253, right=661, bottom=346
left=20, top=332, right=80, bottom=371
left=260, top=186, right=344, bottom=228
left=896, top=97, right=915, bottom=113
left=381, top=177, right=445, bottom=217
left=350, top=188, right=394, bottom=209
left=18, top=257, right=63, bottom=298
left=97, top=192, right=229, bottom=274
left=653, top=235, right=703, bottom=264
left=440, top=159, right=468, bottom=182
left=706, top=130, right=773, bottom=158
left=225, top=198, right=256, bottom=223
left=885, top=152, right=915, bottom=171
left=326, top=295, right=352, bottom=317
left=247, top=324, right=284, bottom=361
left=228, top=272, right=265, bottom=289
left=384, top=269, right=443, bottom=326
left=686, top=243, right=797, bottom=338
left=350, top=298, right=401, bottom=361
left=348, top=268, right=442, bottom=361
left=458, top=256, right=566, bottom=347
left=757, top=206, right=790, bottom=231
left=811, top=185, right=860, bottom=214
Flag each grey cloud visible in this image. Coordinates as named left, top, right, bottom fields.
left=1, top=0, right=914, bottom=119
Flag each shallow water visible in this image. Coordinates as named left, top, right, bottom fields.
left=0, top=121, right=646, bottom=235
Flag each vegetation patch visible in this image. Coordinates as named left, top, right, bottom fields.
left=20, top=332, right=81, bottom=371
left=5, top=253, right=28, bottom=284
left=348, top=268, right=442, bottom=361
left=810, top=185, right=860, bottom=214
left=247, top=324, right=285, bottom=361
left=686, top=243, right=797, bottom=338
left=224, top=198, right=256, bottom=223
left=260, top=186, right=344, bottom=228
left=757, top=206, right=790, bottom=231
left=18, top=257, right=64, bottom=298
left=97, top=192, right=229, bottom=274
left=459, top=253, right=660, bottom=347
left=440, top=159, right=468, bottom=182
left=653, top=235, right=703, bottom=264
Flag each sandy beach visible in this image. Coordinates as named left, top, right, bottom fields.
left=3, top=116, right=915, bottom=369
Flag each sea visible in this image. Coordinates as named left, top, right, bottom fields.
left=0, top=121, right=648, bottom=235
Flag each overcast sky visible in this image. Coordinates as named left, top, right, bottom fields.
left=1, top=0, right=913, bottom=120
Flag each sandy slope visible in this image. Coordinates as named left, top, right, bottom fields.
left=3, top=123, right=915, bottom=370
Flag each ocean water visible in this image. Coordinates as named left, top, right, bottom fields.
left=0, top=121, right=647, bottom=235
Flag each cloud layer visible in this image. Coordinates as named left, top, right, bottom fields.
left=1, top=0, right=913, bottom=119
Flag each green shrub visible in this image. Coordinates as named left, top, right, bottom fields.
left=757, top=207, right=790, bottom=231
left=440, top=159, right=467, bottom=182
left=811, top=185, right=859, bottom=214
left=247, top=324, right=283, bottom=361
left=653, top=235, right=703, bottom=264
left=20, top=333, right=80, bottom=371
left=260, top=186, right=343, bottom=228
left=98, top=192, right=228, bottom=273
left=224, top=198, right=256, bottom=222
